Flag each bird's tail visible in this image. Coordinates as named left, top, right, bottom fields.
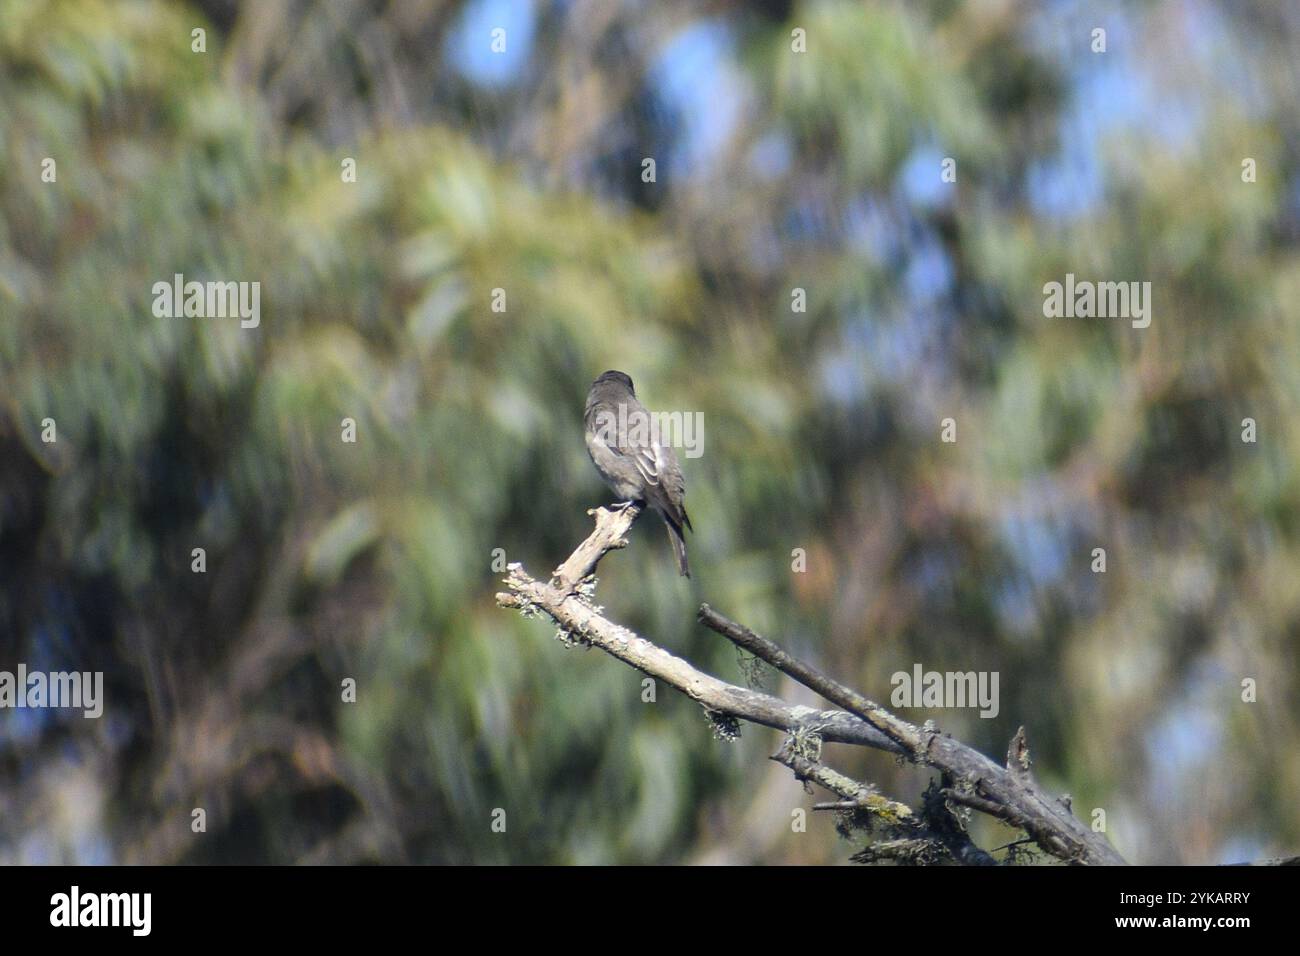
left=665, top=517, right=690, bottom=578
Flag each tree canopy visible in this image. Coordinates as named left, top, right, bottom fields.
left=1, top=0, right=1297, bottom=864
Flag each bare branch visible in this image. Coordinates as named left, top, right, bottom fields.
left=550, top=503, right=641, bottom=594
left=496, top=509, right=903, bottom=753
left=499, top=508, right=1127, bottom=865
left=698, top=603, right=917, bottom=749
left=1007, top=726, right=1032, bottom=780
left=698, top=604, right=1127, bottom=866
left=851, top=839, right=946, bottom=865
left=922, top=777, right=1000, bottom=867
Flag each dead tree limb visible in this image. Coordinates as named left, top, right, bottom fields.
left=698, top=604, right=1125, bottom=865
left=499, top=506, right=902, bottom=752
left=496, top=505, right=1127, bottom=865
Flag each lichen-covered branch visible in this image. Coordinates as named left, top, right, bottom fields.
left=771, top=737, right=914, bottom=826
left=698, top=604, right=1127, bottom=865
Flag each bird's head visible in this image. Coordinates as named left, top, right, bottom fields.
left=593, top=370, right=635, bottom=395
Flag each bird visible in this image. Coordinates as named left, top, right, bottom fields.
left=584, top=370, right=693, bottom=576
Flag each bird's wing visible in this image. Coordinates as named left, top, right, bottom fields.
left=654, top=443, right=689, bottom=524
left=631, top=437, right=664, bottom=488
left=588, top=398, right=690, bottom=529
left=591, top=401, right=663, bottom=487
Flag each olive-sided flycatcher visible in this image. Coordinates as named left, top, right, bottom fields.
left=584, top=370, right=692, bottom=576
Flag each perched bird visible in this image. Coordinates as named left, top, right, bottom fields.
left=584, top=370, right=693, bottom=576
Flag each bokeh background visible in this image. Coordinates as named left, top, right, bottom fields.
left=2, top=0, right=1299, bottom=865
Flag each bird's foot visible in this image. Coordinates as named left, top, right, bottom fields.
left=586, top=501, right=639, bottom=519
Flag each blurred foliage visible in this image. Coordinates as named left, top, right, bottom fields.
left=1, top=0, right=1298, bottom=864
